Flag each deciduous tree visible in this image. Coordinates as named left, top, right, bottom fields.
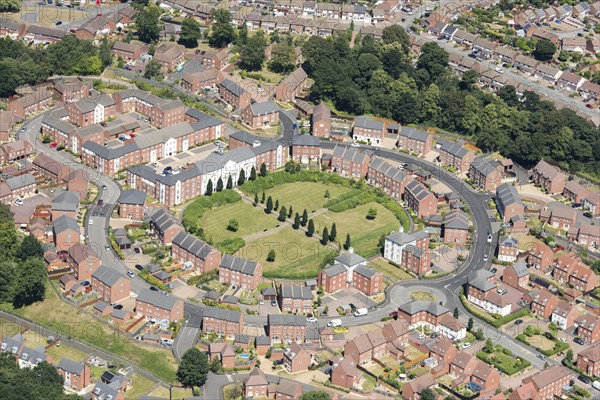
left=177, top=348, right=209, bottom=390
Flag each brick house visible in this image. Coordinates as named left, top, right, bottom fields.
left=552, top=252, right=581, bottom=283
left=56, top=357, right=91, bottom=392
left=112, top=41, right=147, bottom=62
left=0, top=111, right=16, bottom=142
left=244, top=367, right=269, bottom=398
left=443, top=209, right=469, bottom=245
left=563, top=180, right=590, bottom=204
left=511, top=365, right=572, bottom=400
left=135, top=289, right=183, bottom=321
left=541, top=205, right=577, bottom=230
left=0, top=140, right=34, bottom=164
left=202, top=307, right=243, bottom=339
left=153, top=42, right=185, bottom=70
left=219, top=254, right=262, bottom=290
left=469, top=157, right=503, bottom=192
left=52, top=190, right=80, bottom=219
left=569, top=263, right=596, bottom=293
left=330, top=145, right=372, bottom=179
left=67, top=243, right=100, bottom=281
left=397, top=127, right=433, bottom=156
left=242, top=101, right=279, bottom=129
left=118, top=189, right=145, bottom=220
left=383, top=230, right=430, bottom=275
left=53, top=78, right=90, bottom=103
left=228, top=131, right=283, bottom=172
left=208, top=343, right=235, bottom=369
left=91, top=266, right=130, bottom=304
left=275, top=67, right=308, bottom=101
left=404, top=180, right=438, bottom=218
left=344, top=330, right=386, bottom=365
left=497, top=236, right=519, bottom=262
left=402, top=374, right=436, bottom=400
left=531, top=288, right=560, bottom=319
left=148, top=209, right=184, bottom=245
left=318, top=251, right=382, bottom=296
left=577, top=344, right=600, bottom=377
left=495, top=183, right=525, bottom=223
left=65, top=94, right=116, bottom=128
left=9, top=87, right=53, bottom=118
left=471, top=360, right=500, bottom=394
left=382, top=318, right=410, bottom=345
left=531, top=160, right=567, bottom=194
left=352, top=115, right=385, bottom=146
left=331, top=357, right=363, bottom=389
left=0, top=173, right=36, bottom=204
left=52, top=215, right=80, bottom=252
left=278, top=285, right=312, bottom=314
left=312, top=102, right=331, bottom=138
left=198, top=48, right=229, bottom=70
left=582, top=192, right=600, bottom=215
left=180, top=68, right=223, bottom=94
left=218, top=79, right=252, bottom=110
left=397, top=301, right=466, bottom=340
left=267, top=314, right=315, bottom=343
left=367, top=157, right=413, bottom=199
left=526, top=242, right=554, bottom=271
left=438, top=141, right=474, bottom=173
left=283, top=342, right=311, bottom=373
left=291, top=134, right=320, bottom=164
left=575, top=223, right=600, bottom=249
left=502, top=261, right=529, bottom=289
left=575, top=315, right=600, bottom=344
left=171, top=231, right=221, bottom=274
left=428, top=336, right=457, bottom=365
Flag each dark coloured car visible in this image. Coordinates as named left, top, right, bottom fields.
left=149, top=286, right=158, bottom=292
left=574, top=337, right=585, bottom=345
left=97, top=199, right=104, bottom=206
left=135, top=264, right=144, bottom=271
left=514, top=319, right=523, bottom=325
left=578, top=375, right=591, bottom=384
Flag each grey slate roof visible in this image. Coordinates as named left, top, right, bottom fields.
left=385, top=230, right=429, bottom=246
left=267, top=314, right=307, bottom=326
left=119, top=189, right=146, bottom=205
left=400, top=127, right=430, bottom=142
left=52, top=215, right=80, bottom=234
left=441, top=141, right=469, bottom=158
left=496, top=183, right=523, bottom=208
left=73, top=94, right=115, bottom=113
left=468, top=269, right=496, bottom=292
left=19, top=346, right=47, bottom=365
left=203, top=306, right=241, bottom=322
left=405, top=180, right=433, bottom=202
left=321, top=263, right=347, bottom=277
left=219, top=79, right=246, bottom=97
left=249, top=101, right=278, bottom=116
left=82, top=141, right=137, bottom=160
left=400, top=301, right=449, bottom=316
left=52, top=191, right=80, bottom=211
left=255, top=336, right=270, bottom=346
left=292, top=134, right=320, bottom=147
left=219, top=254, right=258, bottom=276
left=6, top=173, right=35, bottom=190
left=92, top=265, right=125, bottom=287
left=499, top=236, right=518, bottom=248
left=172, top=231, right=215, bottom=261
left=368, top=157, right=408, bottom=183
left=353, top=264, right=378, bottom=278
left=133, top=122, right=195, bottom=150
left=149, top=209, right=183, bottom=232
left=444, top=209, right=469, bottom=230
left=471, top=156, right=501, bottom=177
left=57, top=357, right=85, bottom=375
left=261, top=287, right=276, bottom=296
left=280, top=285, right=312, bottom=300
left=332, top=145, right=369, bottom=164
left=137, top=289, right=180, bottom=311
left=510, top=261, right=529, bottom=278
left=353, top=115, right=384, bottom=131
left=335, top=252, right=366, bottom=267
left=93, top=301, right=111, bottom=313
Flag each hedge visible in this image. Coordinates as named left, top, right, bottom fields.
left=476, top=351, right=531, bottom=375
left=182, top=189, right=241, bottom=230
left=216, top=237, right=246, bottom=255
left=460, top=294, right=531, bottom=328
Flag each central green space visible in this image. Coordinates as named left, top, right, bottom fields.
left=183, top=170, right=411, bottom=279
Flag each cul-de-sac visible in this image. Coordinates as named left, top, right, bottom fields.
left=0, top=0, right=598, bottom=399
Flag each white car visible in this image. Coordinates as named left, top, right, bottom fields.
left=127, top=271, right=135, bottom=278
left=351, top=142, right=360, bottom=147
left=559, top=337, right=567, bottom=343
left=483, top=254, right=488, bottom=261
left=487, top=233, right=493, bottom=243
left=306, top=316, right=317, bottom=323
left=327, top=319, right=342, bottom=328
left=12, top=199, right=23, bottom=206
left=462, top=342, right=471, bottom=349
left=88, top=219, right=93, bottom=225
left=417, top=333, right=426, bottom=340
left=495, top=67, right=504, bottom=73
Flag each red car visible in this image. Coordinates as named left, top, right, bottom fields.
left=586, top=103, right=594, bottom=109
left=49, top=142, right=58, bottom=148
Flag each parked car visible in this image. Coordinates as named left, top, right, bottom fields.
left=271, top=300, right=277, bottom=307
left=578, top=375, right=591, bottom=384
left=149, top=286, right=158, bottom=292
left=462, top=342, right=471, bottom=349
left=417, top=333, right=426, bottom=340
left=12, top=199, right=23, bottom=206
left=97, top=199, right=104, bottom=206
left=111, top=304, right=123, bottom=310
left=487, top=233, right=493, bottom=243
left=354, top=308, right=368, bottom=317
left=514, top=319, right=523, bottom=325
left=306, top=316, right=317, bottom=323
left=127, top=271, right=135, bottom=278
left=81, top=281, right=91, bottom=287
left=574, top=337, right=585, bottom=345
left=135, top=264, right=144, bottom=271
left=327, top=319, right=342, bottom=328
left=49, top=142, right=58, bottom=148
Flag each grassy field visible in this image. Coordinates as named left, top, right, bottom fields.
left=527, top=334, right=556, bottom=351
left=1, top=283, right=178, bottom=382
left=369, top=258, right=414, bottom=281
left=199, top=201, right=279, bottom=242
left=148, top=386, right=194, bottom=399
left=0, top=319, right=22, bottom=338
left=47, top=342, right=89, bottom=363
left=237, top=227, right=336, bottom=279
left=409, top=290, right=435, bottom=302
left=124, top=373, right=156, bottom=400
left=312, top=202, right=399, bottom=257
left=265, top=182, right=353, bottom=214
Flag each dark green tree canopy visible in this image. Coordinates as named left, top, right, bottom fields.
left=179, top=18, right=202, bottom=48
left=176, top=348, right=209, bottom=389
left=209, top=10, right=236, bottom=48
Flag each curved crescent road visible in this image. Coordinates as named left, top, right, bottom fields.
left=18, top=84, right=549, bottom=373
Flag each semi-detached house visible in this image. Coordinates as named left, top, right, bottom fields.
left=91, top=265, right=130, bottom=304
left=397, top=127, right=433, bottom=156
left=171, top=231, right=221, bottom=273
left=219, top=254, right=262, bottom=290
left=438, top=141, right=474, bottom=173
left=404, top=180, right=438, bottom=218
left=136, top=289, right=183, bottom=322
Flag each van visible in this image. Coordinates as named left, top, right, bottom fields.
left=327, top=319, right=342, bottom=327
left=354, top=308, right=368, bottom=317
left=592, top=381, right=600, bottom=391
